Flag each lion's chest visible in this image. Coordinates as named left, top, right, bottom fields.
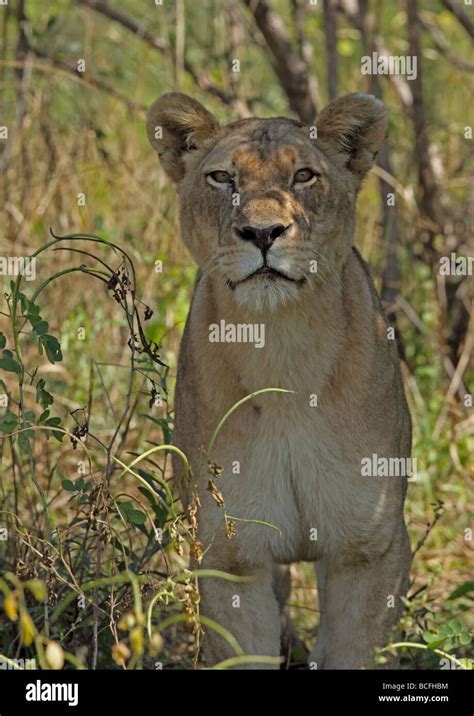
left=211, top=398, right=382, bottom=565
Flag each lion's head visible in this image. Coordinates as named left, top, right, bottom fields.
left=147, top=92, right=387, bottom=311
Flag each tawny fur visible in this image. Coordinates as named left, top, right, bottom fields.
left=147, top=92, right=412, bottom=669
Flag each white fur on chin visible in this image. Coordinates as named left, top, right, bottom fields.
left=233, top=276, right=301, bottom=312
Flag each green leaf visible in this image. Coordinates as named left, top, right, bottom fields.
left=44, top=416, right=63, bottom=442
left=422, top=631, right=440, bottom=644
left=138, top=484, right=158, bottom=507
left=152, top=503, right=169, bottom=530
left=45, top=417, right=61, bottom=426
left=32, top=320, right=49, bottom=337
left=439, top=624, right=453, bottom=637
left=0, top=333, right=6, bottom=349
left=127, top=510, right=146, bottom=525
left=427, top=638, right=448, bottom=651
left=18, top=292, right=28, bottom=312
left=20, top=294, right=40, bottom=316
left=75, top=478, right=84, bottom=491
left=62, top=479, right=76, bottom=492
left=18, top=429, right=32, bottom=453
left=0, top=410, right=18, bottom=433
left=120, top=501, right=146, bottom=526
left=36, top=379, right=54, bottom=408
left=459, top=633, right=472, bottom=646
left=23, top=411, right=36, bottom=421
left=28, top=313, right=42, bottom=328
left=0, top=355, right=22, bottom=374
left=0, top=421, right=16, bottom=434
left=448, top=581, right=474, bottom=600
left=40, top=335, right=63, bottom=364
left=448, top=619, right=462, bottom=635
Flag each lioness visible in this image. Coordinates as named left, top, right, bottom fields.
left=147, top=92, right=412, bottom=669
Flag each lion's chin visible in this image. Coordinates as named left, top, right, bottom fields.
left=232, top=275, right=302, bottom=312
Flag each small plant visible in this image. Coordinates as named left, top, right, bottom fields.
left=377, top=576, right=473, bottom=670
left=0, top=232, right=201, bottom=669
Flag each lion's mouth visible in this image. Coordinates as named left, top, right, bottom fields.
left=232, top=265, right=306, bottom=286
left=253, top=266, right=283, bottom=278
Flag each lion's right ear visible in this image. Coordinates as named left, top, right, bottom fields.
left=146, top=93, right=220, bottom=183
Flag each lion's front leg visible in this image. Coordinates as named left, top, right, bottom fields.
left=199, top=558, right=281, bottom=669
left=310, top=525, right=411, bottom=670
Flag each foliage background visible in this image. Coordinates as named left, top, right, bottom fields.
left=0, top=0, right=472, bottom=670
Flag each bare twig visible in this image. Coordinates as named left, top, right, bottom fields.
left=323, top=0, right=339, bottom=100
left=406, top=0, right=442, bottom=253
left=30, top=47, right=145, bottom=111
left=226, top=0, right=252, bottom=117
left=440, top=0, right=474, bottom=39
left=345, top=1, right=403, bottom=325
left=76, top=0, right=235, bottom=107
left=412, top=501, right=444, bottom=559
left=420, top=15, right=474, bottom=72
left=433, top=317, right=473, bottom=437
left=0, top=0, right=32, bottom=174
left=240, top=0, right=318, bottom=122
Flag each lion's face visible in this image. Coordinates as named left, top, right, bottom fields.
left=186, top=118, right=347, bottom=311
left=147, top=93, right=387, bottom=311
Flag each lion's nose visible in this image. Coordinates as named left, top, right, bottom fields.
left=235, top=223, right=289, bottom=253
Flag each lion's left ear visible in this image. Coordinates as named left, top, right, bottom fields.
left=147, top=92, right=220, bottom=183
left=315, top=93, right=388, bottom=175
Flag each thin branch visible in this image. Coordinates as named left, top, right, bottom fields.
left=338, top=0, right=414, bottom=109
left=323, top=0, right=339, bottom=100
left=343, top=0, right=403, bottom=324
left=240, top=0, right=318, bottom=122
left=76, top=0, right=237, bottom=108
left=433, top=318, right=473, bottom=437
left=372, top=37, right=414, bottom=111
left=406, top=0, right=442, bottom=250
left=0, top=1, right=32, bottom=174
left=420, top=15, right=474, bottom=72
left=3, top=52, right=145, bottom=111
left=440, top=0, right=474, bottom=39
left=226, top=0, right=252, bottom=117
left=291, top=0, right=305, bottom=58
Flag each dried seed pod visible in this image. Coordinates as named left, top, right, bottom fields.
left=206, top=479, right=225, bottom=507
left=207, top=461, right=224, bottom=478
left=225, top=520, right=237, bottom=540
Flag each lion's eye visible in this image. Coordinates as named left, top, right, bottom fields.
left=293, top=168, right=316, bottom=184
left=207, top=170, right=233, bottom=187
